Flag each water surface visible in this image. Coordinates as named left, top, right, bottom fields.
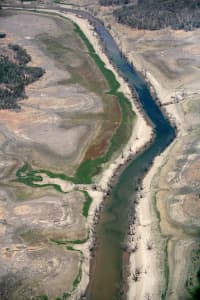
left=83, top=14, right=175, bottom=300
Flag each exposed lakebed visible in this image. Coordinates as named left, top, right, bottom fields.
left=77, top=10, right=176, bottom=300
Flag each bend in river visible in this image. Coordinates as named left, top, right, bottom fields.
left=78, top=11, right=176, bottom=300
left=2, top=5, right=176, bottom=300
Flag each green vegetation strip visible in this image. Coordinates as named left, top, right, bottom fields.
left=9, top=8, right=136, bottom=300
left=82, top=190, right=93, bottom=217
left=16, top=164, right=92, bottom=216
left=16, top=163, right=65, bottom=192
left=34, top=291, right=70, bottom=300
left=15, top=11, right=135, bottom=186
left=73, top=23, right=135, bottom=183
left=51, top=231, right=89, bottom=246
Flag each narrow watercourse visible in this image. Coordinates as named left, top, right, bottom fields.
left=74, top=10, right=176, bottom=300
left=55, top=7, right=176, bottom=299
left=3, top=4, right=176, bottom=300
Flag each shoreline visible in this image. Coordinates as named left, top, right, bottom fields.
left=3, top=6, right=153, bottom=299
left=127, top=136, right=178, bottom=300
left=104, top=22, right=184, bottom=300
left=65, top=12, right=154, bottom=299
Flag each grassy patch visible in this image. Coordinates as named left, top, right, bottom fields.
left=82, top=191, right=93, bottom=217
left=16, top=163, right=66, bottom=192
left=51, top=233, right=89, bottom=246
left=72, top=265, right=82, bottom=290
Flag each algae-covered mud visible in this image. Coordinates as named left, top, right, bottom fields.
left=0, top=9, right=136, bottom=300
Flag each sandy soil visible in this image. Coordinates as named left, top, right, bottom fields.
left=102, top=14, right=200, bottom=300
left=21, top=8, right=153, bottom=299
left=0, top=9, right=106, bottom=299
left=0, top=11, right=106, bottom=174
left=0, top=6, right=153, bottom=300
left=61, top=12, right=153, bottom=299
left=2, top=4, right=200, bottom=298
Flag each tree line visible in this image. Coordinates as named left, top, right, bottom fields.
left=113, top=0, right=200, bottom=30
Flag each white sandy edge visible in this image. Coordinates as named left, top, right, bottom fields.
left=4, top=6, right=153, bottom=299
left=107, top=25, right=189, bottom=299
left=66, top=13, right=154, bottom=299
left=127, top=135, right=179, bottom=300
left=110, top=27, right=185, bottom=131
left=122, top=51, right=187, bottom=300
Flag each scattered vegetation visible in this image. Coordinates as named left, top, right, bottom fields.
left=132, top=267, right=141, bottom=282
left=0, top=44, right=44, bottom=109
left=72, top=265, right=82, bottom=289
left=8, top=43, right=31, bottom=65
left=114, top=0, right=200, bottom=31
left=33, top=293, right=70, bottom=300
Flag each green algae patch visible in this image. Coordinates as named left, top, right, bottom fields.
left=74, top=23, right=120, bottom=93
left=82, top=191, right=93, bottom=217
left=72, top=23, right=135, bottom=183
left=16, top=163, right=68, bottom=192
left=15, top=11, right=136, bottom=186
left=72, top=265, right=82, bottom=290
left=74, top=91, right=135, bottom=183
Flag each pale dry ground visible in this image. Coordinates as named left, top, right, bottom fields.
left=0, top=7, right=153, bottom=300
left=42, top=11, right=152, bottom=299
left=15, top=5, right=200, bottom=299
left=0, top=11, right=104, bottom=174
left=0, top=182, right=88, bottom=299
left=100, top=15, right=200, bottom=300
left=0, top=10, right=105, bottom=300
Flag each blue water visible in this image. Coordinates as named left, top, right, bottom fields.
left=0, top=4, right=175, bottom=300
left=82, top=17, right=176, bottom=300
left=59, top=8, right=176, bottom=300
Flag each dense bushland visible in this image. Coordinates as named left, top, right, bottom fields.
left=0, top=45, right=44, bottom=110
left=114, top=0, right=200, bottom=30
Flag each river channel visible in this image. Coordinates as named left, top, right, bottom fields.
left=78, top=11, right=176, bottom=300
left=3, top=4, right=176, bottom=299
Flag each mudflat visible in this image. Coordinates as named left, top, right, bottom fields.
left=0, top=10, right=123, bottom=300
